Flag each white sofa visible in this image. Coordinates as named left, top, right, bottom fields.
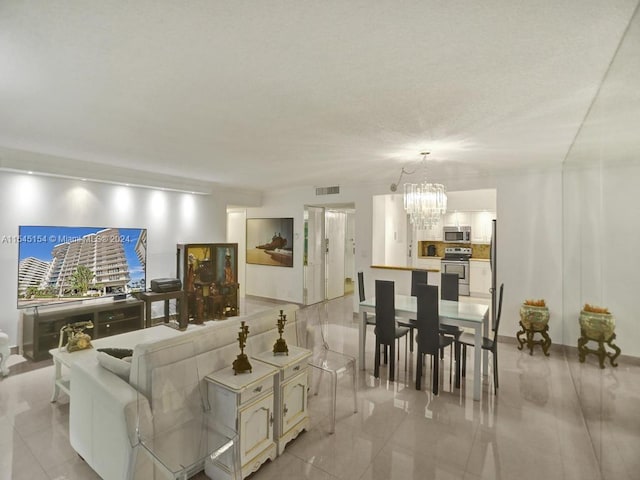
left=69, top=304, right=303, bottom=480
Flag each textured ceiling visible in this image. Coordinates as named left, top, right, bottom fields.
left=0, top=1, right=638, bottom=191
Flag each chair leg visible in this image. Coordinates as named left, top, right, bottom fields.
left=432, top=353, right=439, bottom=396
left=350, top=360, right=358, bottom=414
left=409, top=327, right=414, bottom=353
left=493, top=348, right=499, bottom=394
left=374, top=337, right=381, bottom=378
left=454, top=342, right=461, bottom=389
left=404, top=336, right=408, bottom=371
left=462, top=345, right=467, bottom=378
left=389, top=342, right=396, bottom=382
left=384, top=345, right=388, bottom=365
left=416, top=351, right=423, bottom=390
left=448, top=343, right=454, bottom=386
left=329, top=371, right=337, bottom=434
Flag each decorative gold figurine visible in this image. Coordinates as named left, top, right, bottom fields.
left=273, top=309, right=289, bottom=356
left=232, top=321, right=252, bottom=374
left=59, top=321, right=94, bottom=352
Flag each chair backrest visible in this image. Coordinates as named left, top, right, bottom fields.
left=411, top=270, right=428, bottom=296
left=492, top=283, right=504, bottom=341
left=440, top=273, right=459, bottom=301
left=416, top=283, right=440, bottom=355
left=357, top=271, right=366, bottom=302
left=375, top=280, right=396, bottom=344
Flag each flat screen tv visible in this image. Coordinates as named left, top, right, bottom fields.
left=17, top=225, right=147, bottom=309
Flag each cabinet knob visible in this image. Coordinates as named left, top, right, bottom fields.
left=283, top=404, right=288, bottom=416
left=293, top=365, right=300, bottom=371
left=269, top=412, right=274, bottom=425
left=253, top=385, right=263, bottom=393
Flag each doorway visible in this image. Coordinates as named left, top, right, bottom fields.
left=303, top=204, right=355, bottom=305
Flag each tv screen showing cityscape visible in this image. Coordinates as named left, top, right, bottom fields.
left=17, top=226, right=147, bottom=309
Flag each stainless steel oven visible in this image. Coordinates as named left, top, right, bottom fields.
left=442, top=247, right=471, bottom=296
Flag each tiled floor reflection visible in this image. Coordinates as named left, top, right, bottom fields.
left=1, top=295, right=638, bottom=479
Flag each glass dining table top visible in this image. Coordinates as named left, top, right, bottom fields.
left=359, top=294, right=487, bottom=325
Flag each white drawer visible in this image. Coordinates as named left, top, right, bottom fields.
left=282, top=357, right=308, bottom=381
left=240, top=376, right=273, bottom=406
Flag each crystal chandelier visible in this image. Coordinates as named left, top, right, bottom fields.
left=402, top=152, right=447, bottom=230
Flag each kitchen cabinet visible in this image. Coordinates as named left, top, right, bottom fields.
left=252, top=346, right=311, bottom=455
left=470, top=260, right=491, bottom=297
left=205, top=362, right=278, bottom=479
left=444, top=211, right=472, bottom=228
left=471, top=211, right=496, bottom=244
left=414, top=215, right=443, bottom=241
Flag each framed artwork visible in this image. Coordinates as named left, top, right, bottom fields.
left=246, top=218, right=294, bottom=267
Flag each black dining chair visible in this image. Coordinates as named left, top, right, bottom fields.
left=439, top=273, right=463, bottom=357
left=459, top=283, right=504, bottom=394
left=374, top=280, right=409, bottom=382
left=440, top=272, right=459, bottom=301
left=359, top=271, right=389, bottom=364
left=409, top=270, right=428, bottom=352
left=358, top=271, right=375, bottom=328
left=415, top=283, right=457, bottom=394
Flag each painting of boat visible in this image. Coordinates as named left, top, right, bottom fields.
left=246, top=218, right=294, bottom=267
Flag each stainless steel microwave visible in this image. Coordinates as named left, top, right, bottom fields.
left=443, top=226, right=471, bottom=243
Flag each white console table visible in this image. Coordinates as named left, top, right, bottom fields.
left=252, top=345, right=311, bottom=455
left=205, top=362, right=278, bottom=480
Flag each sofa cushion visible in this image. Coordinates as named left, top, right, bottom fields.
left=97, top=351, right=132, bottom=381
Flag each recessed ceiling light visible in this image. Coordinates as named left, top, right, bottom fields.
left=27, top=171, right=33, bottom=174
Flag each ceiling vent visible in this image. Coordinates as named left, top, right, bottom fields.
left=315, top=186, right=340, bottom=196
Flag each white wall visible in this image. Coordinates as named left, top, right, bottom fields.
left=235, top=170, right=567, bottom=349
left=493, top=170, right=564, bottom=344
left=0, top=171, right=237, bottom=345
left=564, top=162, right=640, bottom=357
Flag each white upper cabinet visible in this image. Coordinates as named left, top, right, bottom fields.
left=443, top=211, right=471, bottom=227
left=414, top=214, right=443, bottom=241
left=471, top=211, right=496, bottom=244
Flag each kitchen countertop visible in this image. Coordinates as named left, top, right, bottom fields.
left=417, top=256, right=490, bottom=261
left=371, top=265, right=439, bottom=272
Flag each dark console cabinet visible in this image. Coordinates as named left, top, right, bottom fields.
left=176, top=243, right=239, bottom=323
left=22, top=299, right=144, bottom=361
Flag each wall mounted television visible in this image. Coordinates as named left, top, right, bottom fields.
left=17, top=225, right=147, bottom=309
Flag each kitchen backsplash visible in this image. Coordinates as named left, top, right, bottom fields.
left=418, top=241, right=490, bottom=259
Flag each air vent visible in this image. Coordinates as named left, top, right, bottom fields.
left=315, top=186, right=340, bottom=195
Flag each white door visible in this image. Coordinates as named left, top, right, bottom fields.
left=304, top=206, right=325, bottom=305
left=325, top=210, right=346, bottom=299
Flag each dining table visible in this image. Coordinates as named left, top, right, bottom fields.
left=359, top=294, right=490, bottom=401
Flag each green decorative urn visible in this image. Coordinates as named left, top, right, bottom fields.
left=517, top=300, right=551, bottom=355
left=578, top=305, right=620, bottom=368
left=579, top=309, right=615, bottom=341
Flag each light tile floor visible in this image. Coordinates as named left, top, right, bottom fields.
left=1, top=295, right=638, bottom=480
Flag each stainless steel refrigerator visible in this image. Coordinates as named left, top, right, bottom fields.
left=490, top=219, right=497, bottom=325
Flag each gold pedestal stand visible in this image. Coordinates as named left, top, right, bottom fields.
left=232, top=321, right=252, bottom=374
left=272, top=310, right=289, bottom=356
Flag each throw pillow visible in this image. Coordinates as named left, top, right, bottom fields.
left=97, top=351, right=131, bottom=381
